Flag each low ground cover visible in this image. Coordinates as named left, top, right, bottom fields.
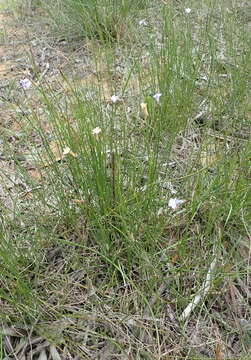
left=0, top=0, right=250, bottom=358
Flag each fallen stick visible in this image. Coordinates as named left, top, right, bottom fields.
left=180, top=257, right=217, bottom=322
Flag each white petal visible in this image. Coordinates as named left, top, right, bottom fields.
left=185, top=8, right=192, bottom=14
left=152, top=93, right=162, bottom=103
left=139, top=19, right=148, bottom=26
left=63, top=146, right=71, bottom=155
left=168, top=198, right=185, bottom=210
left=19, top=78, right=32, bottom=90
left=92, top=127, right=102, bottom=135
left=110, top=95, right=119, bottom=103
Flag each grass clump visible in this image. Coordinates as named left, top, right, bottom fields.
left=0, top=0, right=250, bottom=358
left=8, top=0, right=151, bottom=43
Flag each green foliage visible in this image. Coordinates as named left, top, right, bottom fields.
left=0, top=0, right=250, bottom=358
left=41, top=0, right=151, bottom=42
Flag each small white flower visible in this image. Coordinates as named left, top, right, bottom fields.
left=63, top=146, right=77, bottom=158
left=185, top=8, right=191, bottom=14
left=19, top=78, right=32, bottom=90
left=139, top=19, right=148, bottom=26
left=152, top=93, right=162, bottom=103
left=63, top=146, right=71, bottom=155
left=92, top=127, right=102, bottom=136
left=168, top=198, right=185, bottom=210
left=110, top=94, right=119, bottom=103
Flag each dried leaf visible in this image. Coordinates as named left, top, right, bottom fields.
left=49, top=344, right=61, bottom=360
left=28, top=168, right=42, bottom=181
left=41, top=141, right=64, bottom=167
left=0, top=326, right=23, bottom=337
left=37, top=349, right=48, bottom=360
left=140, top=102, right=149, bottom=120
left=72, top=199, right=85, bottom=204
left=215, top=343, right=223, bottom=360
left=200, top=142, right=218, bottom=167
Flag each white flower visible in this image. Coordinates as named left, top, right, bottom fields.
left=152, top=93, right=162, bottom=103
left=139, top=19, right=148, bottom=26
left=92, top=127, right=102, bottom=136
left=63, top=146, right=77, bottom=158
left=19, top=78, right=32, bottom=90
left=185, top=8, right=191, bottom=14
left=168, top=198, right=185, bottom=210
left=110, top=94, right=119, bottom=103
left=63, top=146, right=71, bottom=155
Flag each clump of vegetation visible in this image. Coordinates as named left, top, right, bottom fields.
left=0, top=0, right=250, bottom=358
left=12, top=0, right=151, bottom=42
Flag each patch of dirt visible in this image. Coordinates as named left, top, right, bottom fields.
left=0, top=59, right=14, bottom=75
